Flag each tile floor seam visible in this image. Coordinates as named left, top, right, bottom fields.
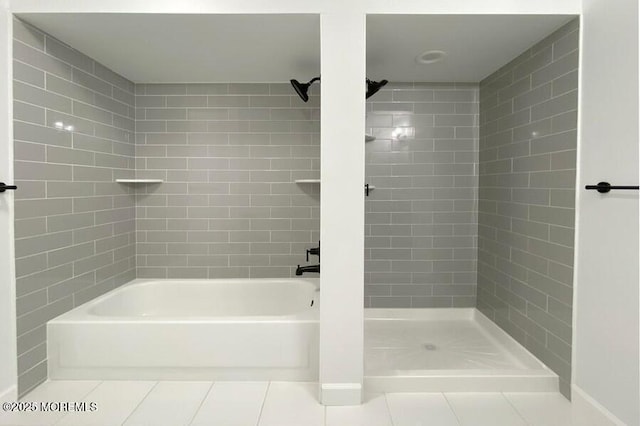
left=441, top=393, right=462, bottom=426
left=501, top=392, right=534, bottom=426
left=118, top=381, right=159, bottom=426
left=52, top=380, right=104, bottom=426
left=323, top=404, right=326, bottom=426
left=382, top=393, right=396, bottom=426
left=186, top=381, right=215, bottom=426
left=323, top=386, right=328, bottom=426
left=255, top=381, right=271, bottom=426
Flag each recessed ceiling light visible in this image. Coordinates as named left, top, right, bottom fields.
left=416, top=50, right=446, bottom=64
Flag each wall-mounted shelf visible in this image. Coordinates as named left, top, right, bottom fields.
left=365, top=134, right=376, bottom=142
left=294, top=179, right=375, bottom=189
left=294, top=179, right=376, bottom=195
left=116, top=179, right=164, bottom=184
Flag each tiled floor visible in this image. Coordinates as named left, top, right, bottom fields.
left=0, top=380, right=576, bottom=426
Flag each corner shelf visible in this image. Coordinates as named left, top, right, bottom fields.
left=116, top=179, right=164, bottom=184
left=365, top=134, right=376, bottom=142
left=294, top=179, right=375, bottom=191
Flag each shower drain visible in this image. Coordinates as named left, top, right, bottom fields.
left=423, top=343, right=437, bottom=351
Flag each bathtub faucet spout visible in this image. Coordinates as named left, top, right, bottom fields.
left=296, top=264, right=320, bottom=275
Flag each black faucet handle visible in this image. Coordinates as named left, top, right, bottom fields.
left=306, top=246, right=320, bottom=261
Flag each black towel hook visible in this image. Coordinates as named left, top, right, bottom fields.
left=585, top=181, right=639, bottom=193
left=0, top=182, right=17, bottom=193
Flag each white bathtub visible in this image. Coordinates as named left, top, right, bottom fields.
left=47, top=278, right=320, bottom=381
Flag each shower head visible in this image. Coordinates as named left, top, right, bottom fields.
left=366, top=79, right=388, bottom=99
left=290, top=77, right=320, bottom=102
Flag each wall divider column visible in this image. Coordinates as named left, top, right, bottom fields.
left=319, top=12, right=366, bottom=406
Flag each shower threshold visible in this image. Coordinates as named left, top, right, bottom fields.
left=364, top=308, right=558, bottom=393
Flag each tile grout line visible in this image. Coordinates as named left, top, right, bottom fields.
left=52, top=380, right=104, bottom=426
left=323, top=397, right=326, bottom=426
left=14, top=88, right=133, bottom=122
left=118, top=381, right=159, bottom=426
left=186, top=381, right=215, bottom=426
left=15, top=360, right=48, bottom=396
left=255, top=381, right=271, bottom=426
left=442, top=393, right=463, bottom=426
left=501, top=392, right=534, bottom=426
left=382, top=393, right=396, bottom=426
left=13, top=35, right=135, bottom=96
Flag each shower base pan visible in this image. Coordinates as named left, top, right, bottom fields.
left=364, top=308, right=558, bottom=393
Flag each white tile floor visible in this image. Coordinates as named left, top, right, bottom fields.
left=0, top=380, right=577, bottom=426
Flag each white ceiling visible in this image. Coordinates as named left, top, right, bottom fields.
left=366, top=14, right=574, bottom=82
left=19, top=13, right=575, bottom=83
left=19, top=14, right=322, bottom=83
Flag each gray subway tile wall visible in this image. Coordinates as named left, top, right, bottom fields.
left=477, top=18, right=578, bottom=398
left=13, top=18, right=136, bottom=396
left=134, top=83, right=320, bottom=279
left=365, top=83, right=479, bottom=308
left=12, top=16, right=580, bottom=399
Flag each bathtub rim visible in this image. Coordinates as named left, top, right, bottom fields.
left=49, top=277, right=320, bottom=324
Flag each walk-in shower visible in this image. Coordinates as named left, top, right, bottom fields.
left=364, top=14, right=579, bottom=397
